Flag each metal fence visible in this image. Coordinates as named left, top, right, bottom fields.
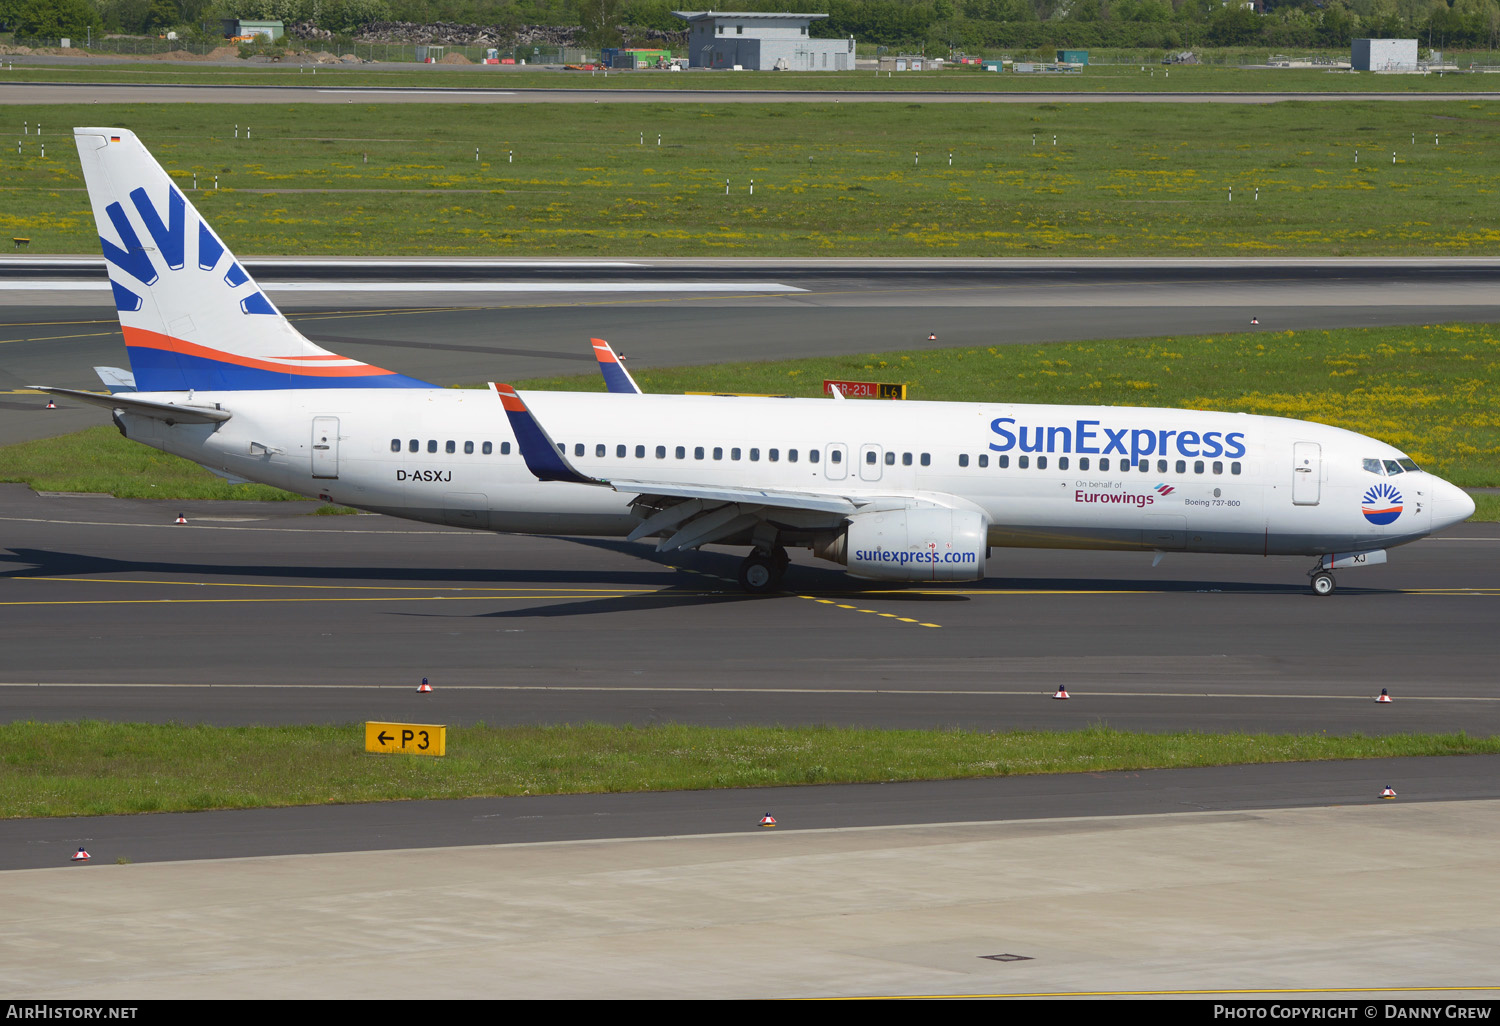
left=8, top=36, right=595, bottom=65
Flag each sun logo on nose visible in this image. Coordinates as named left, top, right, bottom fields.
left=1361, top=481, right=1403, bottom=525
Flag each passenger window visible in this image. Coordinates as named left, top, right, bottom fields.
left=713, top=447, right=723, bottom=460
left=1157, top=459, right=1168, bottom=473
left=902, top=452, right=912, bottom=466
left=1383, top=459, right=1404, bottom=476
left=769, top=449, right=780, bottom=462
left=1058, top=456, right=1068, bottom=470
left=597, top=444, right=606, bottom=458
left=958, top=454, right=970, bottom=468
left=750, top=448, right=760, bottom=461
left=920, top=453, right=930, bottom=467
left=1194, top=460, right=1205, bottom=474
left=617, top=445, right=626, bottom=458
left=1079, top=457, right=1090, bottom=471
left=1099, top=458, right=1110, bottom=471
left=789, top=449, right=798, bottom=463
left=979, top=454, right=989, bottom=468
left=675, top=446, right=685, bottom=459
left=694, top=446, right=705, bottom=460
left=445, top=441, right=456, bottom=454
left=1231, top=461, right=1242, bottom=475
left=1038, top=456, right=1048, bottom=470
left=831, top=450, right=842, bottom=464
left=1364, top=458, right=1385, bottom=475
left=1119, top=459, right=1129, bottom=473
left=809, top=450, right=820, bottom=463
left=390, top=439, right=400, bottom=452
left=636, top=445, right=646, bottom=458
left=998, top=454, right=1009, bottom=468
left=1176, top=460, right=1186, bottom=474
left=485, top=441, right=495, bottom=455
left=884, top=451, right=894, bottom=465
left=409, top=439, right=419, bottom=453
left=731, top=447, right=742, bottom=460
left=1019, top=455, right=1029, bottom=469
left=575, top=444, right=585, bottom=458
left=556, top=443, right=564, bottom=453
left=427, top=440, right=437, bottom=454
left=464, top=441, right=474, bottom=455
left=866, top=451, right=877, bottom=465
left=656, top=445, right=666, bottom=459
left=1213, top=461, right=1223, bottom=475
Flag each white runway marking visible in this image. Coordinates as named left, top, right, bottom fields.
left=0, top=281, right=807, bottom=294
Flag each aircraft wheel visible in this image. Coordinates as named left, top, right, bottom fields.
left=1311, top=572, right=1336, bottom=596
left=738, top=552, right=783, bottom=594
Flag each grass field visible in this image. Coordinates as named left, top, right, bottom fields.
left=5, top=100, right=1500, bottom=257
left=3, top=720, right=1494, bottom=818
left=3, top=324, right=1497, bottom=507
left=8, top=60, right=1500, bottom=93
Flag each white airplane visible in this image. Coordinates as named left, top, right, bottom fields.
left=35, top=128, right=1475, bottom=596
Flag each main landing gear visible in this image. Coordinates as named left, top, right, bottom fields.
left=1310, top=571, right=1336, bottom=596
left=738, top=546, right=790, bottom=594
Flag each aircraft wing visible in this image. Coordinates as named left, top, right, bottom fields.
left=592, top=338, right=643, bottom=394
left=493, top=382, right=868, bottom=550
left=30, top=386, right=231, bottom=424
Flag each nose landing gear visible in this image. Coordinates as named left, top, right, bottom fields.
left=1310, top=571, right=1336, bottom=596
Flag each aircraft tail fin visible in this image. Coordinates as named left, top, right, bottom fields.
left=73, top=127, right=431, bottom=392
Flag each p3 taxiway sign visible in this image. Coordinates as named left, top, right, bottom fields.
left=365, top=721, right=447, bottom=757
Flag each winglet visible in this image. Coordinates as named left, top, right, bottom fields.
left=491, top=383, right=601, bottom=486
left=592, top=338, right=643, bottom=395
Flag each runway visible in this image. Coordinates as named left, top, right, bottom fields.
left=5, top=257, right=1500, bottom=446
left=7, top=81, right=1500, bottom=105
left=2, top=484, right=1496, bottom=734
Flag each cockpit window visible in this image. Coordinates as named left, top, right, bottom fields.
left=1397, top=458, right=1421, bottom=472
left=1383, top=459, right=1404, bottom=476
left=1363, top=459, right=1384, bottom=475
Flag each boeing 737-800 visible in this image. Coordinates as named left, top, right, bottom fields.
left=34, top=128, right=1476, bottom=595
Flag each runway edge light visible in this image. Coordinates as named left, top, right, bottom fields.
left=174, top=513, right=187, bottom=524
left=1377, top=688, right=1392, bottom=703
left=1381, top=786, right=1397, bottom=799
left=760, top=814, right=776, bottom=828
left=1053, top=686, right=1071, bottom=700
left=417, top=677, right=432, bottom=693
left=71, top=848, right=90, bottom=862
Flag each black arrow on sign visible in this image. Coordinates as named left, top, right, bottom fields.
left=377, top=731, right=393, bottom=744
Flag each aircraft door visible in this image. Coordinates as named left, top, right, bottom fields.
left=1292, top=441, right=1320, bottom=505
left=859, top=444, right=883, bottom=482
left=824, top=443, right=848, bottom=481
left=312, top=416, right=339, bottom=479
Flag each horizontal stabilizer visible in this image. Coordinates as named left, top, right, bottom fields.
left=93, top=366, right=137, bottom=393
left=30, top=385, right=231, bottom=424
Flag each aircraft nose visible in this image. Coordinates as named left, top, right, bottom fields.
left=1431, top=478, right=1476, bottom=531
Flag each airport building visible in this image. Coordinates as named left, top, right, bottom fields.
left=1351, top=38, right=1418, bottom=72
left=672, top=11, right=855, bottom=71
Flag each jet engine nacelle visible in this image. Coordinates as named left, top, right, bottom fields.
left=817, top=507, right=988, bottom=582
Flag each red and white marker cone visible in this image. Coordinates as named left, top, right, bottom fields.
left=759, top=813, right=776, bottom=828
left=71, top=847, right=90, bottom=862
left=1053, top=687, right=1070, bottom=700
left=1250, top=317, right=1259, bottom=325
left=927, top=332, right=937, bottom=341
left=174, top=514, right=187, bottom=524
left=417, top=678, right=432, bottom=693
left=45, top=399, right=56, bottom=409
left=1381, top=786, right=1397, bottom=799
left=1376, top=688, right=1392, bottom=703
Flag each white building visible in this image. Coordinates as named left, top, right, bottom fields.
left=1351, top=38, right=1419, bottom=72
left=673, top=11, right=855, bottom=71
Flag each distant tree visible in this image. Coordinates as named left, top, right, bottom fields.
left=146, top=0, right=180, bottom=29
left=12, top=0, right=101, bottom=36
left=578, top=0, right=623, bottom=48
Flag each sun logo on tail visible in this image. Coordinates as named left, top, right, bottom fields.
left=1361, top=481, right=1403, bottom=525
